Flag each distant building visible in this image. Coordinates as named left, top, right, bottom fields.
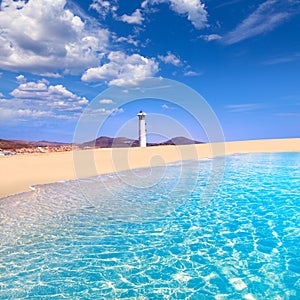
left=0, top=151, right=16, bottom=156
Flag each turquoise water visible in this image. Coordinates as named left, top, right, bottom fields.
left=0, top=153, right=299, bottom=299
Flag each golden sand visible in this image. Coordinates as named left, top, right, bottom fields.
left=1, top=138, right=299, bottom=198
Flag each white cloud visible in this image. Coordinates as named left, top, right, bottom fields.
left=0, top=97, right=54, bottom=122
left=184, top=70, right=201, bottom=76
left=120, top=9, right=144, bottom=25
left=90, top=0, right=117, bottom=17
left=101, top=107, right=124, bottom=115
left=169, top=0, right=208, bottom=29
left=39, top=72, right=62, bottom=78
left=223, top=0, right=295, bottom=45
left=10, top=79, right=88, bottom=111
left=0, top=0, right=109, bottom=75
left=200, top=34, right=222, bottom=42
left=143, top=0, right=208, bottom=29
left=81, top=51, right=159, bottom=86
left=16, top=74, right=26, bottom=83
left=227, top=103, right=262, bottom=112
left=141, top=0, right=149, bottom=9
left=0, top=77, right=89, bottom=123
left=158, top=51, right=181, bottom=66
left=0, top=92, right=4, bottom=97
left=16, top=75, right=26, bottom=83
left=99, top=99, right=115, bottom=104
left=0, top=107, right=51, bottom=123
left=85, top=107, right=124, bottom=118
left=115, top=35, right=139, bottom=47
left=111, top=107, right=124, bottom=115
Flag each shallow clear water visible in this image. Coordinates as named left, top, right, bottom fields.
left=0, top=153, right=299, bottom=299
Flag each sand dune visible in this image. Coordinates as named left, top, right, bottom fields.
left=0, top=138, right=299, bottom=198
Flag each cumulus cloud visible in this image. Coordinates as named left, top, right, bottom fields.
left=158, top=52, right=181, bottom=66
left=10, top=79, right=88, bottom=111
left=0, top=0, right=109, bottom=75
left=0, top=106, right=51, bottom=120
left=99, top=99, right=115, bottom=104
left=0, top=92, right=4, bottom=97
left=120, top=9, right=144, bottom=25
left=222, top=0, right=298, bottom=45
left=200, top=34, right=222, bottom=42
left=81, top=51, right=159, bottom=86
left=16, top=74, right=26, bottom=83
left=91, top=1, right=144, bottom=25
left=0, top=96, right=55, bottom=123
left=0, top=76, right=88, bottom=123
left=115, top=35, right=139, bottom=47
left=90, top=0, right=118, bottom=17
left=142, top=0, right=208, bottom=29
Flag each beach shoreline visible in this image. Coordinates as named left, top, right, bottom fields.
left=1, top=138, right=299, bottom=199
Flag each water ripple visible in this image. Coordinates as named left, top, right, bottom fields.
left=0, top=153, right=299, bottom=299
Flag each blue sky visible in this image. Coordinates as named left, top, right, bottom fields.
left=0, top=0, right=299, bottom=142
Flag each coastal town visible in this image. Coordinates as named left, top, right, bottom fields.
left=0, top=146, right=73, bottom=155
left=0, top=145, right=73, bottom=155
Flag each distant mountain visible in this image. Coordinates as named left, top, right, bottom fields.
left=158, top=136, right=204, bottom=146
left=81, top=136, right=204, bottom=148
left=81, top=136, right=139, bottom=148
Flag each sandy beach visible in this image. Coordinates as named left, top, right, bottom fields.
left=1, top=138, right=299, bottom=198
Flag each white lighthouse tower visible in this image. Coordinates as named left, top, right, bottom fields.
left=137, top=110, right=147, bottom=147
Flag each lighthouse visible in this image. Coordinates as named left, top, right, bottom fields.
left=137, top=110, right=147, bottom=147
